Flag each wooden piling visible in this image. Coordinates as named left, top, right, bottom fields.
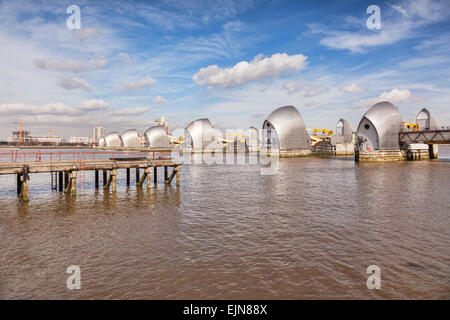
left=146, top=168, right=152, bottom=189
left=95, top=170, right=99, bottom=188
left=70, top=171, right=77, bottom=196
left=166, top=166, right=177, bottom=184
left=136, top=168, right=140, bottom=185
left=58, top=171, right=63, bottom=192
left=164, top=166, right=168, bottom=181
left=176, top=166, right=181, bottom=186
left=17, top=173, right=22, bottom=195
left=64, top=171, right=69, bottom=190
left=126, top=168, right=130, bottom=186
left=20, top=166, right=30, bottom=201
left=153, top=167, right=157, bottom=184
left=103, top=170, right=107, bottom=186
left=111, top=169, right=117, bottom=192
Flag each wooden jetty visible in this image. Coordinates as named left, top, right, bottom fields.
left=0, top=155, right=181, bottom=201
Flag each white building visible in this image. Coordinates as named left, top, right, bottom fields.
left=68, top=136, right=91, bottom=145
left=94, top=127, right=105, bottom=142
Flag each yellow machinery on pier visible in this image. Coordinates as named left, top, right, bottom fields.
left=403, top=122, right=420, bottom=131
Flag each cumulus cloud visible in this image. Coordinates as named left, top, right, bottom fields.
left=112, top=106, right=151, bottom=115
left=283, top=80, right=328, bottom=97
left=312, top=0, right=450, bottom=53
left=340, top=83, right=364, bottom=93
left=77, top=99, right=109, bottom=111
left=118, top=52, right=131, bottom=63
left=0, top=102, right=76, bottom=115
left=121, top=77, right=156, bottom=91
left=193, top=53, right=308, bottom=87
left=58, top=76, right=91, bottom=92
left=74, top=28, right=101, bottom=40
left=354, top=88, right=412, bottom=108
left=153, top=95, right=167, bottom=104
left=34, top=58, right=107, bottom=72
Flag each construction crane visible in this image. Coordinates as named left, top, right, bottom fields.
left=12, top=120, right=34, bottom=144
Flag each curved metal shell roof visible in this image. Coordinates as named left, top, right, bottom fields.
left=98, top=137, right=106, bottom=147
left=144, top=125, right=171, bottom=148
left=104, top=132, right=123, bottom=147
left=121, top=129, right=140, bottom=148
left=336, top=118, right=353, bottom=144
left=185, top=118, right=216, bottom=150
left=262, top=106, right=311, bottom=150
left=416, top=108, right=437, bottom=130
left=357, top=101, right=402, bottom=150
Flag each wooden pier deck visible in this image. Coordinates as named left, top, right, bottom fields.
left=0, top=152, right=181, bottom=201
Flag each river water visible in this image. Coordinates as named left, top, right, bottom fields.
left=0, top=147, right=449, bottom=299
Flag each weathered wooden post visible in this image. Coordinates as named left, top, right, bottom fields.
left=153, top=167, right=157, bottom=184
left=64, top=171, right=69, bottom=190
left=103, top=170, right=107, bottom=186
left=95, top=170, right=99, bottom=188
left=16, top=173, right=22, bottom=196
left=111, top=169, right=117, bottom=192
left=58, top=171, right=63, bottom=192
left=70, top=171, right=77, bottom=196
left=20, top=165, right=30, bottom=201
left=146, top=168, right=152, bottom=189
left=176, top=166, right=181, bottom=186
left=126, top=168, right=130, bottom=186
left=136, top=168, right=140, bottom=185
left=164, top=166, right=168, bottom=181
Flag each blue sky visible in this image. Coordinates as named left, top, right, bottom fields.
left=0, top=0, right=449, bottom=138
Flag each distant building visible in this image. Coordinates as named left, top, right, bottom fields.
left=11, top=131, right=61, bottom=145
left=68, top=136, right=90, bottom=145
left=94, top=127, right=105, bottom=142
left=154, top=116, right=169, bottom=133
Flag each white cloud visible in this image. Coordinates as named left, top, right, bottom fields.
left=112, top=106, right=151, bottom=116
left=121, top=77, right=156, bottom=91
left=77, top=99, right=109, bottom=111
left=388, top=3, right=409, bottom=17
left=193, top=53, right=308, bottom=87
left=313, top=0, right=450, bottom=53
left=58, top=76, right=91, bottom=92
left=340, top=83, right=364, bottom=93
left=283, top=80, right=328, bottom=97
left=118, top=52, right=131, bottom=63
left=153, top=95, right=167, bottom=104
left=74, top=28, right=101, bottom=41
left=34, top=58, right=108, bottom=73
left=354, top=88, right=412, bottom=109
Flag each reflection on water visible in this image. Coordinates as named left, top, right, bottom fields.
left=0, top=146, right=449, bottom=299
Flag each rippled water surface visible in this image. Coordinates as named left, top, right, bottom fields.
left=0, top=147, right=449, bottom=299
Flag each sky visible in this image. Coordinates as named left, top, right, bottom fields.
left=0, top=0, right=449, bottom=139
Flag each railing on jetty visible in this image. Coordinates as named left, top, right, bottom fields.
left=0, top=149, right=181, bottom=201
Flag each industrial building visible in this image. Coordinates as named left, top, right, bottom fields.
left=357, top=101, right=402, bottom=151
left=416, top=108, right=438, bottom=130
left=144, top=125, right=171, bottom=148
left=185, top=118, right=217, bottom=151
left=121, top=129, right=141, bottom=148
left=104, top=132, right=123, bottom=147
left=331, top=119, right=354, bottom=155
left=262, top=106, right=311, bottom=156
left=94, top=127, right=105, bottom=143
